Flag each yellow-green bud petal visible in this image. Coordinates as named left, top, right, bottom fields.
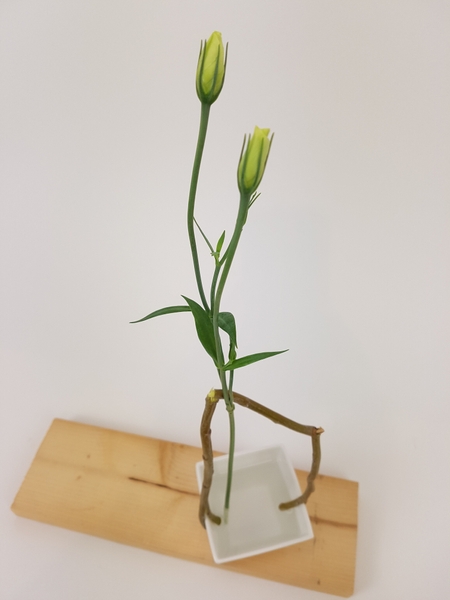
left=196, top=31, right=226, bottom=105
left=238, top=127, right=272, bottom=195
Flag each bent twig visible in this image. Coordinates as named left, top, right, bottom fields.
left=212, top=389, right=324, bottom=511
left=199, top=391, right=221, bottom=527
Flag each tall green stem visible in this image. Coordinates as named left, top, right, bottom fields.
left=210, top=262, right=221, bottom=315
left=223, top=369, right=235, bottom=517
left=187, top=103, right=211, bottom=312
left=212, top=192, right=250, bottom=516
left=212, top=193, right=249, bottom=342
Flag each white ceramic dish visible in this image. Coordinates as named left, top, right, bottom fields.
left=196, top=445, right=314, bottom=564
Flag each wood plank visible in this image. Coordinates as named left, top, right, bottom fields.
left=11, top=419, right=358, bottom=596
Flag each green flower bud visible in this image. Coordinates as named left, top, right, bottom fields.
left=196, top=31, right=227, bottom=105
left=238, top=126, right=273, bottom=195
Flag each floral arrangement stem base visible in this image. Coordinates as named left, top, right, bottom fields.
left=11, top=418, right=358, bottom=597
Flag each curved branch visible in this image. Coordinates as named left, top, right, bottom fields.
left=279, top=426, right=323, bottom=509
left=199, top=392, right=221, bottom=527
left=213, top=389, right=324, bottom=510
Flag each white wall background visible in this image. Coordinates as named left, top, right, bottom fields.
left=1, top=1, right=449, bottom=598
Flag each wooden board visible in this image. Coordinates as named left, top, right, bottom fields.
left=11, top=419, right=358, bottom=596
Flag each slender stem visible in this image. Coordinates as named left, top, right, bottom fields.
left=223, top=370, right=235, bottom=518
left=228, top=370, right=234, bottom=395
left=212, top=193, right=250, bottom=336
left=187, top=103, right=211, bottom=312
left=210, top=261, right=221, bottom=315
left=212, top=193, right=249, bottom=400
left=209, top=245, right=229, bottom=314
left=211, top=192, right=250, bottom=515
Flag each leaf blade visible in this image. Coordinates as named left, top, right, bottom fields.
left=181, top=296, right=217, bottom=362
left=218, top=311, right=238, bottom=361
left=130, top=305, right=191, bottom=324
left=222, top=349, right=288, bottom=371
left=216, top=230, right=226, bottom=255
left=218, top=312, right=238, bottom=348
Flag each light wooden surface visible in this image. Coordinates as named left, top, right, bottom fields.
left=11, top=419, right=358, bottom=597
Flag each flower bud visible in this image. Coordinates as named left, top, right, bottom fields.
left=196, top=31, right=226, bottom=105
left=238, top=127, right=273, bottom=195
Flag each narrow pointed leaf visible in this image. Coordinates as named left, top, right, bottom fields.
left=130, top=305, right=191, bottom=324
left=194, top=217, right=214, bottom=254
left=218, top=311, right=238, bottom=362
left=218, top=312, right=237, bottom=348
left=222, top=349, right=288, bottom=371
left=216, top=230, right=226, bottom=255
left=181, top=296, right=217, bottom=362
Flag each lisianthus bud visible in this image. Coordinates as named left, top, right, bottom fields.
left=238, top=127, right=272, bottom=195
left=196, top=31, right=226, bottom=105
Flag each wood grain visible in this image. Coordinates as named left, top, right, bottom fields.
left=11, top=419, right=358, bottom=596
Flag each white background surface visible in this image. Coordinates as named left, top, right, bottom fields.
left=1, top=1, right=449, bottom=598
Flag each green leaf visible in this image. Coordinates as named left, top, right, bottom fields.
left=218, top=312, right=237, bottom=348
left=194, top=217, right=214, bottom=254
left=181, top=296, right=217, bottom=362
left=218, top=311, right=238, bottom=361
left=130, top=305, right=191, bottom=324
left=222, top=349, right=288, bottom=371
left=216, top=230, right=226, bottom=255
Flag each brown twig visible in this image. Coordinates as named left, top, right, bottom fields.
left=199, top=391, right=221, bottom=527
left=279, top=425, right=324, bottom=509
left=213, top=389, right=324, bottom=511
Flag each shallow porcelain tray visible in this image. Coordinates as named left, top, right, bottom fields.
left=196, top=445, right=314, bottom=563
